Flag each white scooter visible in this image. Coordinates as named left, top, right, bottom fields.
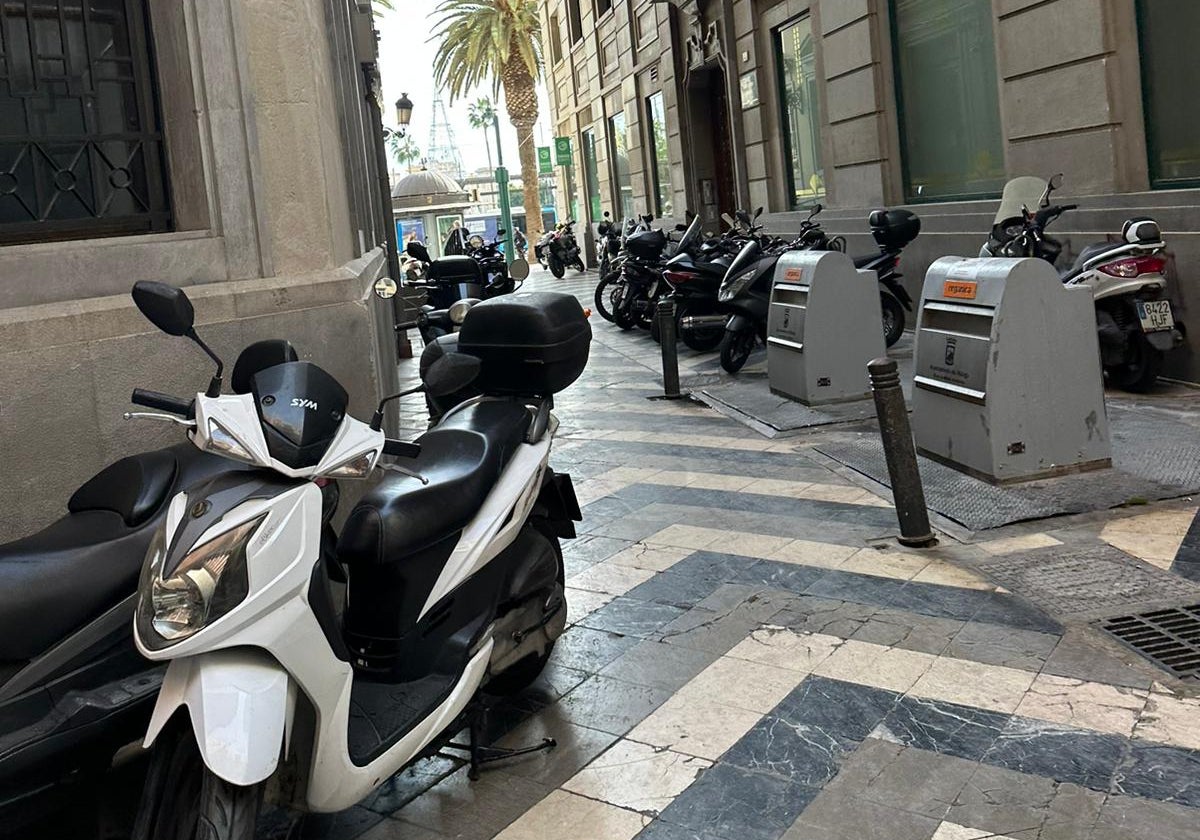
left=124, top=280, right=589, bottom=838
left=981, top=173, right=1183, bottom=391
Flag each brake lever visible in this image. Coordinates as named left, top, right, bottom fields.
left=123, top=412, right=197, bottom=427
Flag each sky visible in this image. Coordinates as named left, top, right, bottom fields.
left=375, top=2, right=555, bottom=177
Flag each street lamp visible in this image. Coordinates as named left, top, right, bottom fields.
left=394, top=93, right=414, bottom=136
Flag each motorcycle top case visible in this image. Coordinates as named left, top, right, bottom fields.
left=625, top=228, right=667, bottom=260
left=868, top=208, right=921, bottom=250
left=458, top=292, right=591, bottom=396
left=427, top=255, right=484, bottom=283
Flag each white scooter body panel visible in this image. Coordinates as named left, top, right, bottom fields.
left=143, top=648, right=293, bottom=786
left=137, top=420, right=555, bottom=812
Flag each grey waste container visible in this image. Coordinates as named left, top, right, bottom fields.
left=767, top=250, right=885, bottom=405
left=912, top=256, right=1111, bottom=483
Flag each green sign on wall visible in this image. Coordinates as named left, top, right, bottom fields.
left=537, top=146, right=552, bottom=174
left=554, top=136, right=573, bottom=167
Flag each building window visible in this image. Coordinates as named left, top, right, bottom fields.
left=595, top=0, right=612, bottom=19
left=0, top=0, right=171, bottom=244
left=890, top=0, right=1004, bottom=201
left=608, top=111, right=634, bottom=218
left=549, top=14, right=564, bottom=64
left=776, top=16, right=824, bottom=208
left=567, top=0, right=583, bottom=44
left=581, top=127, right=602, bottom=221
left=1138, top=0, right=1200, bottom=189
left=646, top=92, right=673, bottom=217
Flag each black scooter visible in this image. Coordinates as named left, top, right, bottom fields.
left=405, top=236, right=529, bottom=343
left=0, top=340, right=330, bottom=835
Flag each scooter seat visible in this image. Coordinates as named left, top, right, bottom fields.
left=338, top=400, right=532, bottom=564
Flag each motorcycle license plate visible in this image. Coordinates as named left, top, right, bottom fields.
left=1137, top=299, right=1174, bottom=332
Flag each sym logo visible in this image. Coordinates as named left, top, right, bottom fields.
left=291, top=398, right=319, bottom=411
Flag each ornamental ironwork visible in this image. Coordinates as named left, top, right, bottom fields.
left=0, top=0, right=171, bottom=244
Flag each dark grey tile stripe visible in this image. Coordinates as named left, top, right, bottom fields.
left=624, top=550, right=1062, bottom=634
left=641, top=675, right=1200, bottom=840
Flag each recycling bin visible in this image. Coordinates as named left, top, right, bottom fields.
left=766, top=250, right=885, bottom=405
left=912, top=256, right=1111, bottom=483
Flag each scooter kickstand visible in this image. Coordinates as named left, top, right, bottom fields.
left=442, top=701, right=557, bottom=781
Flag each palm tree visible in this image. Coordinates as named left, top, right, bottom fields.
left=386, top=131, right=422, bottom=170
left=467, top=97, right=497, bottom=171
left=372, top=0, right=395, bottom=16
left=431, top=0, right=543, bottom=240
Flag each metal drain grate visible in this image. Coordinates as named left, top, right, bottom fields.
left=1100, top=605, right=1200, bottom=678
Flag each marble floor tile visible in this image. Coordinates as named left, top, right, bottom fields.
left=824, top=738, right=975, bottom=820
left=909, top=657, right=1035, bottom=714
left=599, top=639, right=719, bottom=692
left=1133, top=691, right=1200, bottom=751
left=563, top=739, right=711, bottom=817
left=492, top=715, right=620, bottom=788
left=1100, top=530, right=1189, bottom=571
left=784, top=792, right=941, bottom=840
left=1112, top=740, right=1200, bottom=808
left=391, top=768, right=552, bottom=839
left=627, top=693, right=763, bottom=760
left=743, top=477, right=816, bottom=498
left=607, top=544, right=694, bottom=572
left=725, top=627, right=845, bottom=672
left=986, top=718, right=1125, bottom=792
left=1101, top=507, right=1198, bottom=536
left=945, top=623, right=1059, bottom=671
left=643, top=524, right=724, bottom=550
left=1013, top=674, right=1146, bottom=737
left=771, top=539, right=860, bottom=569
left=932, top=823, right=1022, bottom=840
left=772, top=676, right=900, bottom=743
left=875, top=696, right=1008, bottom=761
left=799, top=483, right=879, bottom=504
left=549, top=627, right=640, bottom=674
left=850, top=609, right=964, bottom=656
left=492, top=789, right=649, bottom=840
left=704, top=531, right=794, bottom=558
left=566, top=588, right=615, bottom=625
left=655, top=762, right=819, bottom=840
left=978, top=534, right=1064, bottom=556
left=910, top=560, right=996, bottom=591
left=673, top=655, right=805, bottom=714
left=722, top=714, right=850, bottom=787
left=814, top=639, right=937, bottom=693
left=556, top=675, right=672, bottom=736
left=596, top=467, right=666, bottom=483
left=579, top=597, right=688, bottom=639
left=837, top=548, right=930, bottom=581
left=683, top=472, right=759, bottom=492
left=567, top=561, right=656, bottom=596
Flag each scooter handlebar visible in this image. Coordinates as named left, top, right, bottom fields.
left=383, top=439, right=421, bottom=458
left=131, top=388, right=193, bottom=417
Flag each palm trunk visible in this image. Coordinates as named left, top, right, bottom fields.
left=501, top=57, right=542, bottom=243
left=482, top=129, right=493, bottom=170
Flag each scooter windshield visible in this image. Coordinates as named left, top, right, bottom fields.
left=676, top=214, right=703, bottom=254
left=994, top=176, right=1047, bottom=227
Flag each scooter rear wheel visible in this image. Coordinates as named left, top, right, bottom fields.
left=133, top=723, right=263, bottom=840
left=881, top=292, right=905, bottom=348
left=1104, top=334, right=1163, bottom=393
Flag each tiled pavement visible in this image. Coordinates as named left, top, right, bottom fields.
left=301, top=269, right=1200, bottom=840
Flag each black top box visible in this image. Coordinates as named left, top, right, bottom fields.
left=868, top=208, right=921, bottom=250
left=626, top=228, right=667, bottom=260
left=457, top=292, right=592, bottom=396
left=427, top=255, right=483, bottom=283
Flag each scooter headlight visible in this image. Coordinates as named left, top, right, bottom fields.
left=138, top=513, right=264, bottom=647
left=719, top=269, right=756, bottom=303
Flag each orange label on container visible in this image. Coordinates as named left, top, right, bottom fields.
left=943, top=280, right=978, bottom=300
left=784, top=267, right=803, bottom=281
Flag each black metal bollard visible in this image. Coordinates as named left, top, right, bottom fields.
left=657, top=298, right=682, bottom=399
left=868, top=357, right=936, bottom=547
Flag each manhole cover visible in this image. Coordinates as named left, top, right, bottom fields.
left=975, top=545, right=1200, bottom=619
left=1100, top=605, right=1200, bottom=679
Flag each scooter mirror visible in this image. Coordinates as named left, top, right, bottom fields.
left=1049, top=173, right=1064, bottom=191
left=496, top=229, right=507, bottom=237
left=132, top=281, right=195, bottom=336
left=604, top=211, right=611, bottom=218
left=508, top=257, right=531, bottom=281
left=374, top=277, right=398, bottom=299
left=424, top=352, right=482, bottom=397
left=813, top=203, right=823, bottom=214
left=754, top=207, right=763, bottom=218
left=406, top=241, right=431, bottom=263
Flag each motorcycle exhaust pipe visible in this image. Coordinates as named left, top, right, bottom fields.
left=680, top=314, right=727, bottom=330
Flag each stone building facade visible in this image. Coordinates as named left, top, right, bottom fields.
left=0, top=0, right=401, bottom=540
left=540, top=0, right=1199, bottom=381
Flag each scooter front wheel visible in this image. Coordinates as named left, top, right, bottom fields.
left=594, top=273, right=619, bottom=322
left=133, top=723, right=264, bottom=840
left=548, top=255, right=566, bottom=279
left=719, top=328, right=756, bottom=373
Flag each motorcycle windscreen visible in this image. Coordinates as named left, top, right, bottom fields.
left=723, top=240, right=761, bottom=285
left=675, top=214, right=704, bottom=254
left=994, top=176, right=1047, bottom=226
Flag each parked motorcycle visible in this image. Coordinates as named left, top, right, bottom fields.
left=536, top=220, right=585, bottom=278
left=594, top=214, right=654, bottom=323
left=126, top=280, right=588, bottom=838
left=980, top=174, right=1183, bottom=391
left=0, top=340, right=330, bottom=835
left=404, top=236, right=529, bottom=343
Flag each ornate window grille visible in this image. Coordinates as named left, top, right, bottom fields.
left=0, top=0, right=171, bottom=245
